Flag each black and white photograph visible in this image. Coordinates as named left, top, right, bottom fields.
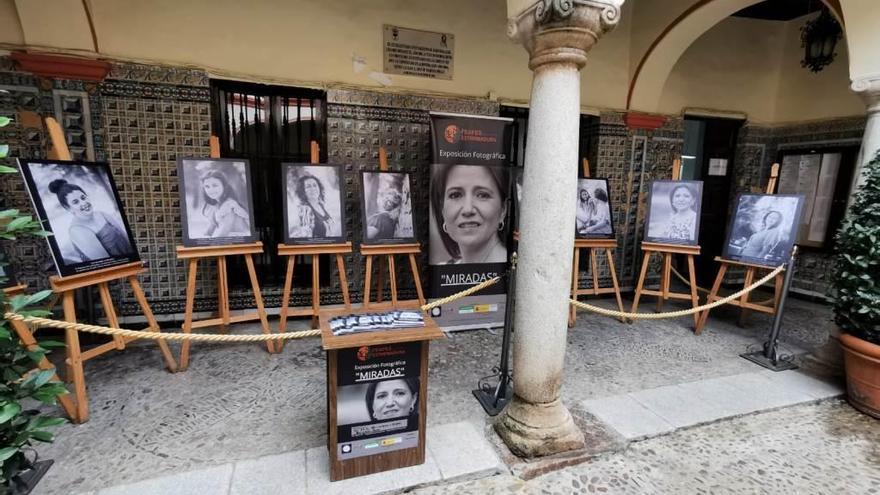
left=177, top=158, right=257, bottom=247
left=575, top=178, right=614, bottom=239
left=18, top=159, right=139, bottom=277
left=282, top=164, right=345, bottom=244
left=360, top=171, right=415, bottom=245
left=645, top=180, right=704, bottom=245
left=429, top=164, right=510, bottom=265
left=723, top=194, right=805, bottom=267
left=337, top=378, right=420, bottom=426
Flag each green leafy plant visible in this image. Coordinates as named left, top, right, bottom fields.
left=832, top=150, right=880, bottom=344
left=0, top=106, right=67, bottom=489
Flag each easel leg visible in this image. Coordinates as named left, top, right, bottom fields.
left=590, top=248, right=600, bottom=297
left=10, top=319, right=76, bottom=420
left=630, top=252, right=652, bottom=320
left=388, top=255, right=398, bottom=307
left=244, top=254, right=275, bottom=354
left=129, top=276, right=177, bottom=371
left=363, top=255, right=373, bottom=308
left=696, top=263, right=727, bottom=335
left=97, top=282, right=125, bottom=351
left=375, top=256, right=384, bottom=304
left=180, top=258, right=199, bottom=371
left=218, top=255, right=229, bottom=332
left=336, top=254, right=351, bottom=309
left=407, top=254, right=426, bottom=308
left=738, top=267, right=755, bottom=327
left=569, top=248, right=580, bottom=328
left=277, top=256, right=296, bottom=352
left=62, top=292, right=88, bottom=423
left=605, top=249, right=626, bottom=323
left=687, top=254, right=699, bottom=329
left=657, top=253, right=671, bottom=312
left=311, top=254, right=321, bottom=327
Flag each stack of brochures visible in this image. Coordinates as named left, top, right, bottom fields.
left=330, top=310, right=424, bottom=335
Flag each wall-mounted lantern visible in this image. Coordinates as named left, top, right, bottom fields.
left=800, top=8, right=842, bottom=73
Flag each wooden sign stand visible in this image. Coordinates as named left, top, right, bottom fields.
left=695, top=164, right=785, bottom=335
left=276, top=141, right=352, bottom=352
left=630, top=159, right=701, bottom=329
left=36, top=118, right=178, bottom=423
left=360, top=148, right=426, bottom=309
left=177, top=136, right=275, bottom=370
left=569, top=159, right=626, bottom=326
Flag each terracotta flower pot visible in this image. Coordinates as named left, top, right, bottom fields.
left=840, top=332, right=880, bottom=419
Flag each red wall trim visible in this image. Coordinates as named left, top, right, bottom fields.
left=624, top=112, right=667, bottom=130
left=10, top=52, right=110, bottom=82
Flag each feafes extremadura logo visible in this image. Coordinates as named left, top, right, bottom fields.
left=444, top=124, right=460, bottom=144
left=357, top=346, right=370, bottom=362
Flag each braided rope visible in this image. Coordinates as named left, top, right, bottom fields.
left=670, top=265, right=776, bottom=305
left=420, top=276, right=501, bottom=312
left=571, top=263, right=785, bottom=319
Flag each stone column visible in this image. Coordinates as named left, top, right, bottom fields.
left=852, top=77, right=880, bottom=188
left=496, top=0, right=623, bottom=457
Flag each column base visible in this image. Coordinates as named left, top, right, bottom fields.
left=495, top=394, right=585, bottom=458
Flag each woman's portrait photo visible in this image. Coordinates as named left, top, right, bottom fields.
left=575, top=178, right=614, bottom=239
left=360, top=171, right=415, bottom=244
left=645, top=180, right=704, bottom=246
left=177, top=158, right=257, bottom=247
left=429, top=164, right=510, bottom=265
left=336, top=378, right=420, bottom=426
left=282, top=164, right=345, bottom=244
left=18, top=160, right=139, bottom=277
left=723, top=194, right=804, bottom=267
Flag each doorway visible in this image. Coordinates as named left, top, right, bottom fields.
left=682, top=116, right=744, bottom=285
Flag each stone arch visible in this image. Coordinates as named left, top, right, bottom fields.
left=627, top=0, right=845, bottom=112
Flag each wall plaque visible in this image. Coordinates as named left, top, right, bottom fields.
left=383, top=24, right=454, bottom=80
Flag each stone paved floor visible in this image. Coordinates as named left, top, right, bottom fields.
left=413, top=400, right=880, bottom=495
left=31, top=293, right=837, bottom=494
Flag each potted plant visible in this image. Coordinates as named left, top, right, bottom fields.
left=832, top=150, right=880, bottom=418
left=0, top=111, right=68, bottom=493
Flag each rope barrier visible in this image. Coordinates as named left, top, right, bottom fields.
left=2, top=263, right=785, bottom=341
left=670, top=265, right=776, bottom=306
left=571, top=263, right=785, bottom=319
left=3, top=276, right=503, bottom=343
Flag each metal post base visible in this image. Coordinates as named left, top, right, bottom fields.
left=740, top=350, right=798, bottom=372
left=472, top=383, right=513, bottom=417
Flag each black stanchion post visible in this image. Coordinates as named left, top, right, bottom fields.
left=741, top=246, right=799, bottom=371
left=473, top=252, right=516, bottom=416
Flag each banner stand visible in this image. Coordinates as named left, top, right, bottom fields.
left=472, top=253, right=516, bottom=416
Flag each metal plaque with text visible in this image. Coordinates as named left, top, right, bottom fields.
left=383, top=24, right=454, bottom=80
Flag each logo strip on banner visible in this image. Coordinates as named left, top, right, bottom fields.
left=427, top=112, right=514, bottom=332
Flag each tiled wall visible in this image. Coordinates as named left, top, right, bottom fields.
left=0, top=58, right=862, bottom=318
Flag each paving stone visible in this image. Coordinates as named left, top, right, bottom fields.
left=305, top=446, right=442, bottom=495
left=582, top=394, right=675, bottom=440
left=229, top=450, right=306, bottom=495
left=95, top=464, right=233, bottom=495
left=758, top=368, right=845, bottom=399
left=725, top=370, right=816, bottom=408
left=628, top=383, right=728, bottom=428
left=426, top=422, right=504, bottom=481
left=678, top=373, right=771, bottom=417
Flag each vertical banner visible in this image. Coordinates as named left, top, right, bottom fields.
left=428, top=113, right=513, bottom=331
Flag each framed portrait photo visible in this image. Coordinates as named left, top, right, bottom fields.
left=575, top=178, right=615, bottom=239
left=282, top=164, right=346, bottom=245
left=360, top=171, right=415, bottom=245
left=177, top=158, right=257, bottom=247
left=18, top=159, right=140, bottom=277
left=723, top=193, right=805, bottom=267
left=644, top=180, right=704, bottom=246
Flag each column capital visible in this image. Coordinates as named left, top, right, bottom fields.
left=852, top=76, right=880, bottom=112
left=508, top=0, right=624, bottom=71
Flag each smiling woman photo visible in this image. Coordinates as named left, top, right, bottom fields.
left=430, top=164, right=509, bottom=264
left=364, top=378, right=419, bottom=421
left=199, top=169, right=250, bottom=238
left=48, top=178, right=132, bottom=262
left=646, top=180, right=703, bottom=245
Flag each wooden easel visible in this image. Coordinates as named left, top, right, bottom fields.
left=695, top=164, right=785, bottom=335
left=277, top=141, right=352, bottom=351
left=360, top=147, right=426, bottom=309
left=177, top=136, right=275, bottom=370
left=630, top=159, right=701, bottom=329
left=38, top=117, right=177, bottom=423
left=5, top=283, right=77, bottom=421
left=569, top=159, right=626, bottom=326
